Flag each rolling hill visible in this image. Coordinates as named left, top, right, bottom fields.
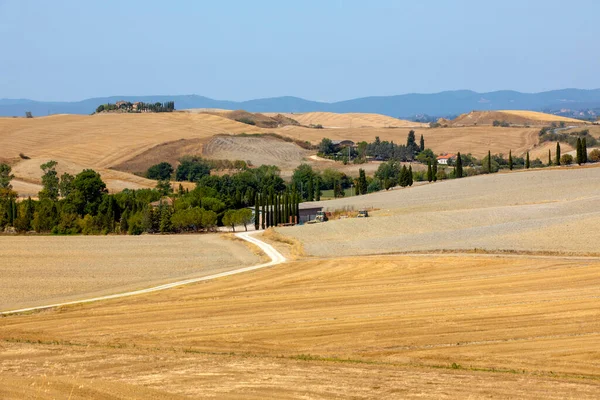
left=2, top=88, right=600, bottom=117
left=1, top=109, right=597, bottom=197
left=448, top=110, right=588, bottom=126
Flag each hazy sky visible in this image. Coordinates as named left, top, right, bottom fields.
left=1, top=0, right=599, bottom=102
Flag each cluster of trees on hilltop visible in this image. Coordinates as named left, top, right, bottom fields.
left=318, top=131, right=427, bottom=163
left=95, top=101, right=175, bottom=114
left=0, top=160, right=301, bottom=235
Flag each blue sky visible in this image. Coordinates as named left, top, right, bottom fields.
left=1, top=0, right=599, bottom=102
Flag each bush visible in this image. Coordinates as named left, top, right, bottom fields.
left=560, top=154, right=574, bottom=165
left=235, top=117, right=256, bottom=125
left=367, top=179, right=382, bottom=193
left=589, top=149, right=600, bottom=162
left=146, top=162, right=174, bottom=180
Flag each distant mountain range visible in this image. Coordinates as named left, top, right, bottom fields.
left=2, top=89, right=600, bottom=119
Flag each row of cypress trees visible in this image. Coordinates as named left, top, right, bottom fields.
left=576, top=137, right=588, bottom=165
left=254, top=190, right=301, bottom=230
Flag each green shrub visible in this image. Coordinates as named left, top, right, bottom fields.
left=560, top=154, right=574, bottom=165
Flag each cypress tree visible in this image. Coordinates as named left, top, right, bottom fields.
left=456, top=152, right=463, bottom=178
left=269, top=190, right=275, bottom=227
left=427, top=160, right=433, bottom=182
left=120, top=208, right=130, bottom=234
left=508, top=150, right=513, bottom=170
left=315, top=178, right=321, bottom=201
left=399, top=165, right=408, bottom=187
left=432, top=159, right=438, bottom=182
left=556, top=142, right=561, bottom=166
left=254, top=193, right=260, bottom=230
left=358, top=168, right=367, bottom=195
left=576, top=137, right=582, bottom=165
left=261, top=193, right=266, bottom=229
left=408, top=165, right=413, bottom=186
left=548, top=149, right=552, bottom=166
left=487, top=150, right=492, bottom=173
left=420, top=134, right=425, bottom=152
left=583, top=138, right=588, bottom=163
left=526, top=151, right=530, bottom=169
left=307, top=179, right=314, bottom=201
left=7, top=199, right=13, bottom=225
left=295, top=191, right=300, bottom=224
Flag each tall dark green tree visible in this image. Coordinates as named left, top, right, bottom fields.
left=508, top=150, right=513, bottom=170
left=556, top=142, right=561, bottom=166
left=39, top=160, right=59, bottom=201
left=419, top=134, right=425, bottom=152
left=456, top=152, right=463, bottom=178
left=408, top=165, right=413, bottom=186
left=526, top=151, right=530, bottom=169
left=307, top=179, right=314, bottom=201
left=432, top=159, right=438, bottom=182
left=582, top=138, right=588, bottom=163
left=548, top=149, right=552, bottom=166
left=254, top=193, right=260, bottom=230
left=427, top=160, right=433, bottom=182
left=576, top=137, right=583, bottom=165
left=314, top=177, right=321, bottom=201
left=261, top=192, right=266, bottom=229
left=487, top=150, right=492, bottom=174
left=358, top=168, right=367, bottom=194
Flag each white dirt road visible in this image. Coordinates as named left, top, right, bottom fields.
left=0, top=231, right=286, bottom=315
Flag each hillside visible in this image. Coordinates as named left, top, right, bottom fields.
left=278, top=125, right=539, bottom=158
left=449, top=110, right=588, bottom=126
left=267, top=112, right=425, bottom=128
left=2, top=110, right=596, bottom=196
left=197, top=109, right=300, bottom=128
left=0, top=113, right=262, bottom=193
left=276, top=165, right=600, bottom=257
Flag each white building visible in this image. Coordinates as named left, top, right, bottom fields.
left=436, top=154, right=456, bottom=165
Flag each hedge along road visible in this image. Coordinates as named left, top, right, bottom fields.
left=0, top=231, right=287, bottom=316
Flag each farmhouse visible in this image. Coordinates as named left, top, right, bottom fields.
left=437, top=153, right=455, bottom=165
left=332, top=139, right=356, bottom=148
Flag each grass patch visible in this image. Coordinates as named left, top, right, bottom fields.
left=261, top=228, right=305, bottom=259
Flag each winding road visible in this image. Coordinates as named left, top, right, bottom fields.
left=0, top=231, right=286, bottom=316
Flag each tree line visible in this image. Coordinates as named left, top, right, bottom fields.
left=0, top=160, right=300, bottom=235
left=95, top=101, right=175, bottom=114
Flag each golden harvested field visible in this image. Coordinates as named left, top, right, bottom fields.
left=450, top=110, right=588, bottom=126
left=0, top=113, right=261, bottom=193
left=529, top=141, right=574, bottom=160
left=278, top=125, right=539, bottom=158
left=267, top=111, right=427, bottom=128
left=0, top=234, right=260, bottom=311
left=2, top=254, right=600, bottom=398
left=278, top=165, right=600, bottom=257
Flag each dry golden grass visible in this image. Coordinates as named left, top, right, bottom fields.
left=450, top=110, right=588, bottom=126
left=0, top=235, right=260, bottom=311
left=529, top=141, right=574, bottom=160
left=2, top=254, right=600, bottom=398
left=0, top=113, right=262, bottom=192
left=268, top=111, right=426, bottom=128
left=278, top=125, right=539, bottom=158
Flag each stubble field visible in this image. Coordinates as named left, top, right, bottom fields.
left=276, top=165, right=600, bottom=258
left=2, top=254, right=600, bottom=398
left=0, top=234, right=260, bottom=311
